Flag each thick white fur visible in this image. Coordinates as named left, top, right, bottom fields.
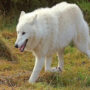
left=15, top=2, right=90, bottom=83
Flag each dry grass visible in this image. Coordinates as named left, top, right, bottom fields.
left=0, top=31, right=90, bottom=90
left=0, top=34, right=17, bottom=61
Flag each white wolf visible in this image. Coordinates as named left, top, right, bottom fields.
left=15, top=2, right=90, bottom=83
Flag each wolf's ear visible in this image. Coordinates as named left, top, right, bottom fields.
left=31, top=14, right=37, bottom=24
left=20, top=11, right=25, bottom=17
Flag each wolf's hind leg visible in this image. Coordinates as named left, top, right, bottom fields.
left=74, top=40, right=90, bottom=58
left=50, top=49, right=64, bottom=72
left=45, top=56, right=52, bottom=72
left=74, top=30, right=90, bottom=58
left=57, top=49, right=64, bottom=71
left=45, top=56, right=61, bottom=72
left=45, top=49, right=64, bottom=72
left=86, top=50, right=90, bottom=58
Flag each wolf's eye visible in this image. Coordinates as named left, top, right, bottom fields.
left=22, top=32, right=25, bottom=35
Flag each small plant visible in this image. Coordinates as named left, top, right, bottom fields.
left=86, top=76, right=90, bottom=86
left=0, top=36, right=17, bottom=61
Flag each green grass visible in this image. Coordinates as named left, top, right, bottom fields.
left=0, top=30, right=90, bottom=90
left=0, top=2, right=90, bottom=90
left=0, top=15, right=18, bottom=32
left=78, top=1, right=90, bottom=26
left=78, top=1, right=90, bottom=11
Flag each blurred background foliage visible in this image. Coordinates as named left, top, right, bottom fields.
left=0, top=0, right=89, bottom=15
left=0, top=0, right=90, bottom=30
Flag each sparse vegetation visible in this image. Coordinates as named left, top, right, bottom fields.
left=0, top=34, right=17, bottom=61
left=0, top=0, right=90, bottom=89
left=0, top=31, right=90, bottom=89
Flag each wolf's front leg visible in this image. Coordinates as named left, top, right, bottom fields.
left=29, top=56, right=45, bottom=83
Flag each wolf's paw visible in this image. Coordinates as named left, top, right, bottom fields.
left=51, top=67, right=62, bottom=72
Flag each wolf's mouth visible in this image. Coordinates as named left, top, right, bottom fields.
left=19, top=39, right=28, bottom=52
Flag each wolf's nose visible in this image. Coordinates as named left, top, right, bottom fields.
left=15, top=44, right=18, bottom=48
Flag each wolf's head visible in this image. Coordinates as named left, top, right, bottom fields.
left=15, top=11, right=37, bottom=52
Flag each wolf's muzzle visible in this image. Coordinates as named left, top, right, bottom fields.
left=15, top=44, right=18, bottom=48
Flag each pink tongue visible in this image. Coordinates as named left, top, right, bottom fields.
left=20, top=45, right=25, bottom=52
